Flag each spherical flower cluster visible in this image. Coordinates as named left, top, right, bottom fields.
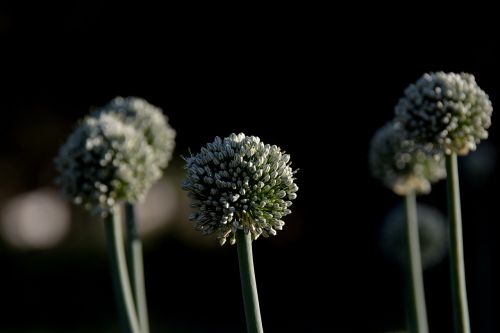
left=55, top=113, right=160, bottom=216
left=93, top=96, right=176, bottom=169
left=369, top=122, right=446, bottom=195
left=380, top=204, right=448, bottom=269
left=395, top=72, right=493, bottom=155
left=182, top=133, right=298, bottom=245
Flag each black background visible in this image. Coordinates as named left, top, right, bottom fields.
left=0, top=4, right=499, bottom=332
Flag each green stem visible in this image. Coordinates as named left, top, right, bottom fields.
left=105, top=206, right=141, bottom=333
left=236, top=230, right=264, bottom=333
left=404, top=191, right=429, bottom=333
left=125, top=203, right=150, bottom=333
left=446, top=153, right=471, bottom=333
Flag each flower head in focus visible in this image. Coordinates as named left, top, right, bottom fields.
left=182, top=133, right=298, bottom=245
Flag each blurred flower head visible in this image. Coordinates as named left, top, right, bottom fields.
left=1, top=188, right=70, bottom=249
left=93, top=96, right=176, bottom=169
left=395, top=72, right=493, bottom=155
left=55, top=112, right=160, bottom=216
left=369, top=122, right=445, bottom=195
left=380, top=204, right=448, bottom=270
left=182, top=133, right=298, bottom=245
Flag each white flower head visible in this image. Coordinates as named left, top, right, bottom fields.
left=93, top=96, right=176, bottom=169
left=182, top=133, right=298, bottom=245
left=55, top=113, right=161, bottom=217
left=369, top=122, right=446, bottom=195
left=380, top=204, right=448, bottom=270
left=395, top=72, right=493, bottom=155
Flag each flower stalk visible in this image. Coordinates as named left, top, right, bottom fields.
left=404, top=190, right=429, bottom=333
left=236, top=230, right=264, bottom=333
left=125, top=203, right=150, bottom=333
left=446, top=153, right=470, bottom=333
left=105, top=206, right=141, bottom=333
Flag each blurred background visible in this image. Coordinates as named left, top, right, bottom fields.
left=0, top=4, right=499, bottom=332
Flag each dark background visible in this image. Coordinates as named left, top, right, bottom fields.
left=0, top=4, right=499, bottom=332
